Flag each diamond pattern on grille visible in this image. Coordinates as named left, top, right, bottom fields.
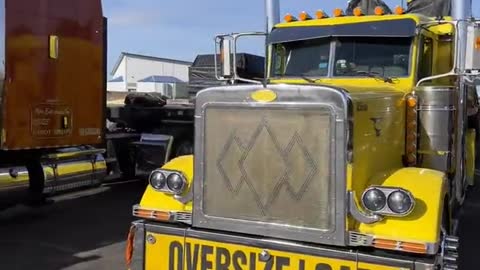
left=204, top=107, right=332, bottom=230
left=216, top=118, right=319, bottom=214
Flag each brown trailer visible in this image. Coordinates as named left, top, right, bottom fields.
left=0, top=0, right=107, bottom=207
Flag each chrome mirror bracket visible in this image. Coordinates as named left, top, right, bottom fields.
left=348, top=191, right=383, bottom=224
left=174, top=188, right=193, bottom=204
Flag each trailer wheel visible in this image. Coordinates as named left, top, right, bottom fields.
left=25, top=158, right=48, bottom=206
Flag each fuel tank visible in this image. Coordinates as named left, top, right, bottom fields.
left=0, top=147, right=107, bottom=206
left=0, top=0, right=106, bottom=150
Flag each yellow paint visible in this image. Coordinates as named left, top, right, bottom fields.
left=145, top=233, right=184, bottom=270
left=49, top=35, right=59, bottom=59
left=144, top=232, right=409, bottom=270
left=251, top=89, right=277, bottom=103
left=357, top=168, right=447, bottom=243
left=140, top=155, right=194, bottom=212
left=466, top=129, right=476, bottom=186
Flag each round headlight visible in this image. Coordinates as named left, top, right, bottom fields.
left=149, top=171, right=166, bottom=190
left=387, top=190, right=413, bottom=214
left=167, top=173, right=186, bottom=194
left=362, top=188, right=387, bottom=212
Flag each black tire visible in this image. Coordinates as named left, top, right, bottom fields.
left=25, top=158, right=46, bottom=205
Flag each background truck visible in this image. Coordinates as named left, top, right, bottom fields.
left=105, top=53, right=264, bottom=179
left=126, top=0, right=480, bottom=269
left=0, top=0, right=108, bottom=208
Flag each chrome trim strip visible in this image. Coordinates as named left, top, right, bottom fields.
left=130, top=221, right=145, bottom=270
left=143, top=221, right=188, bottom=237
left=348, top=191, right=382, bottom=224
left=174, top=187, right=193, bottom=204
left=185, top=227, right=357, bottom=261
left=356, top=253, right=415, bottom=269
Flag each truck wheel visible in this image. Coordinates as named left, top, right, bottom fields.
left=25, top=158, right=48, bottom=206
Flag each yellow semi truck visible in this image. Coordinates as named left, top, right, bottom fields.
left=126, top=0, right=480, bottom=269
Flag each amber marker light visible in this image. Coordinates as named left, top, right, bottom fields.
left=475, top=37, right=480, bottom=49
left=407, top=96, right=417, bottom=107
left=299, top=11, right=312, bottom=21
left=316, top=9, right=329, bottom=19
left=333, top=8, right=344, bottom=17
left=284, top=13, right=297, bottom=22
left=353, top=7, right=363, bottom=16
left=394, top=6, right=405, bottom=15
left=374, top=6, right=385, bottom=15
left=405, top=94, right=418, bottom=166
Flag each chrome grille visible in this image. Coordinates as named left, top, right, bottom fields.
left=203, top=106, right=334, bottom=231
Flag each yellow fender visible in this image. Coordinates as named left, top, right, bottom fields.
left=358, top=167, right=448, bottom=244
left=139, top=155, right=194, bottom=212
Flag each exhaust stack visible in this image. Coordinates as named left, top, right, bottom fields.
left=265, top=0, right=280, bottom=33
left=452, top=0, right=472, bottom=202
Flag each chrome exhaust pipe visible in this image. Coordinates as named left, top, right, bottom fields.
left=452, top=0, right=473, bottom=202
left=265, top=0, right=280, bottom=33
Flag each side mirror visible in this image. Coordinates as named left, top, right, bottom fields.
left=214, top=32, right=267, bottom=84
left=219, top=37, right=233, bottom=78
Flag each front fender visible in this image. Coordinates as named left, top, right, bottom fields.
left=357, top=167, right=447, bottom=244
left=139, top=155, right=194, bottom=212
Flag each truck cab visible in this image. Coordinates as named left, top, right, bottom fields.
left=126, top=2, right=480, bottom=270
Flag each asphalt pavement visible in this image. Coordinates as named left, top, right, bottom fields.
left=0, top=180, right=147, bottom=270
left=0, top=178, right=479, bottom=270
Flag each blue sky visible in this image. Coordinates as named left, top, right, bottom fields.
left=102, top=0, right=479, bottom=74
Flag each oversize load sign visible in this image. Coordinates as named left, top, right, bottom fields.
left=144, top=233, right=409, bottom=270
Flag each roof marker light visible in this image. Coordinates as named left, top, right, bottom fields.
left=374, top=6, right=385, bottom=15
left=284, top=13, right=297, bottom=22
left=353, top=7, right=364, bottom=16
left=333, top=8, right=344, bottom=17
left=394, top=6, right=405, bottom=15
left=299, top=11, right=312, bottom=21
left=316, top=9, right=329, bottom=19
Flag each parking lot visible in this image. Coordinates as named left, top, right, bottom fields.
left=0, top=179, right=479, bottom=270
left=0, top=180, right=146, bottom=270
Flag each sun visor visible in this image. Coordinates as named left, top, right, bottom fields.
left=268, top=19, right=417, bottom=44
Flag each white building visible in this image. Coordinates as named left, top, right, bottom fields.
left=136, top=75, right=189, bottom=99
left=108, top=52, right=192, bottom=93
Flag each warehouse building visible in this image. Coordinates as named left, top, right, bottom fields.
left=107, top=52, right=192, bottom=94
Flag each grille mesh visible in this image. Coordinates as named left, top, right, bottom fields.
left=203, top=107, right=334, bottom=231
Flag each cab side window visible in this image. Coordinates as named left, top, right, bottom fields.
left=418, top=36, right=433, bottom=80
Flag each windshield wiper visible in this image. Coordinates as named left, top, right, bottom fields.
left=301, top=75, right=320, bottom=83
left=354, top=70, right=395, bottom=84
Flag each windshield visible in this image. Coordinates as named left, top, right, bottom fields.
left=271, top=37, right=412, bottom=79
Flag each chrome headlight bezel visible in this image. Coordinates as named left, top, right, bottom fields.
left=361, top=186, right=415, bottom=217
left=149, top=169, right=187, bottom=195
